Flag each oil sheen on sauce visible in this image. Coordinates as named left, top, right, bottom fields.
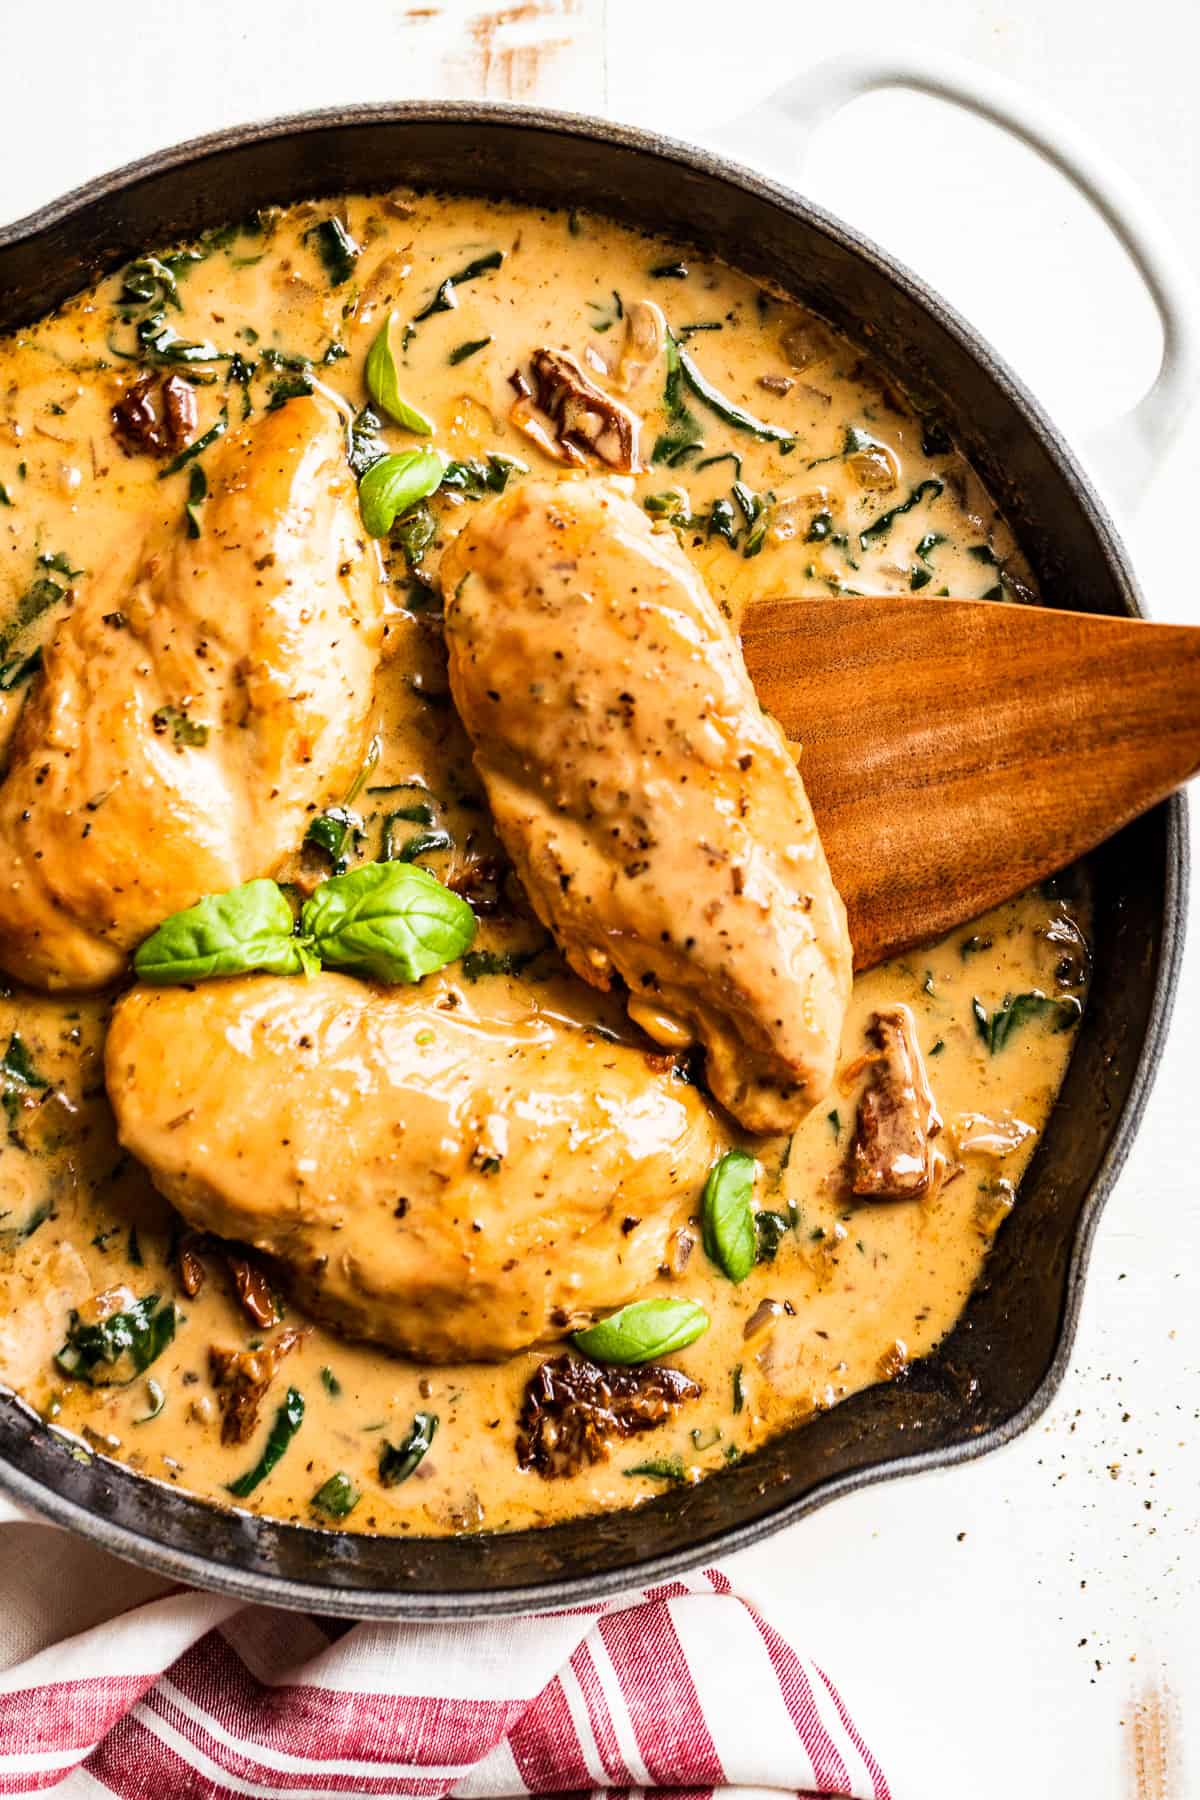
left=0, top=191, right=1089, bottom=1536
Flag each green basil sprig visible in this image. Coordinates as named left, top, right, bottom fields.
left=56, top=1294, right=177, bottom=1387
left=572, top=1298, right=709, bottom=1366
left=228, top=1387, right=304, bottom=1497
left=700, top=1149, right=758, bottom=1283
left=303, top=861, right=476, bottom=985
left=358, top=448, right=444, bottom=538
left=365, top=313, right=434, bottom=435
left=378, top=1411, right=438, bottom=1486
left=133, top=879, right=318, bottom=985
left=131, top=862, right=476, bottom=989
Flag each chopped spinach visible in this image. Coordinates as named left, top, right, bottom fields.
left=184, top=463, right=208, bottom=537
left=972, top=990, right=1082, bottom=1053
left=55, top=1294, right=177, bottom=1386
left=0, top=647, right=42, bottom=691
left=1, top=1033, right=49, bottom=1137
left=0, top=577, right=64, bottom=657
left=158, top=411, right=228, bottom=480
left=674, top=334, right=795, bottom=447
left=460, top=946, right=543, bottom=981
left=391, top=501, right=437, bottom=570
left=649, top=261, right=689, bottom=278
left=440, top=453, right=526, bottom=498
left=448, top=337, right=491, bottom=365
left=227, top=1387, right=305, bottom=1496
left=0, top=1202, right=52, bottom=1247
left=859, top=479, right=944, bottom=549
left=412, top=250, right=503, bottom=323
left=311, top=1471, right=361, bottom=1518
left=120, top=256, right=184, bottom=313
left=152, top=705, right=209, bottom=747
left=623, top=1455, right=687, bottom=1484
left=753, top=1209, right=790, bottom=1264
left=347, top=405, right=387, bottom=479
left=266, top=371, right=315, bottom=411
left=303, top=806, right=364, bottom=875
left=731, top=481, right=774, bottom=557
left=378, top=1410, right=438, bottom=1485
left=134, top=1377, right=166, bottom=1423
left=320, top=1365, right=342, bottom=1397
left=386, top=826, right=453, bottom=864
left=308, top=218, right=360, bottom=288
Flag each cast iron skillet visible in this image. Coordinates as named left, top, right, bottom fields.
left=0, top=102, right=1185, bottom=1617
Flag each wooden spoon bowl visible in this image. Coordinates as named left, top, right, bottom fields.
left=740, top=595, right=1200, bottom=968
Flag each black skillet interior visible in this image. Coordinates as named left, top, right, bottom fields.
left=0, top=106, right=1184, bottom=1615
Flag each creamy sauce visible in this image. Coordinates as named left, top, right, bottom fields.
left=0, top=191, right=1087, bottom=1535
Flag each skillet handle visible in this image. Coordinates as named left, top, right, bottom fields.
left=716, top=50, right=1200, bottom=510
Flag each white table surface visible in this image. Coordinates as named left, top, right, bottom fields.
left=2, top=2, right=1198, bottom=1793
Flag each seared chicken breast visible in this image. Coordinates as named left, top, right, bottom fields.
left=0, top=396, right=383, bottom=990
left=442, top=478, right=852, bottom=1133
left=106, top=971, right=719, bottom=1362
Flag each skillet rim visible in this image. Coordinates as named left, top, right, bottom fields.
left=0, top=98, right=1186, bottom=1617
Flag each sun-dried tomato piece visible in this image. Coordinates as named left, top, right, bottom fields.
left=850, top=1005, right=943, bottom=1200
left=112, top=372, right=197, bottom=457
left=176, top=1230, right=208, bottom=1298
left=516, top=1353, right=699, bottom=1478
left=527, top=348, right=642, bottom=472
left=223, top=1249, right=281, bottom=1328
left=209, top=1326, right=306, bottom=1446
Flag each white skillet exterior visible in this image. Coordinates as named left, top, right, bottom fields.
left=0, top=5, right=1195, bottom=1796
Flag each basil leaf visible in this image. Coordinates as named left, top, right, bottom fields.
left=700, top=1150, right=757, bottom=1282
left=301, top=861, right=476, bottom=984
left=228, top=1387, right=305, bottom=1497
left=378, top=1410, right=438, bottom=1486
left=572, top=1298, right=710, bottom=1365
left=754, top=1209, right=790, bottom=1265
left=358, top=449, right=444, bottom=538
left=365, top=313, right=434, bottom=435
left=311, top=1471, right=361, bottom=1518
left=133, top=878, right=315, bottom=984
left=56, top=1293, right=177, bottom=1386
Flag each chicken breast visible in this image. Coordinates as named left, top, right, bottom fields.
left=442, top=478, right=852, bottom=1134
left=106, top=971, right=720, bottom=1362
left=0, top=396, right=383, bottom=990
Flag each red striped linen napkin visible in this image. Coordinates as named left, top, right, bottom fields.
left=0, top=1518, right=891, bottom=1800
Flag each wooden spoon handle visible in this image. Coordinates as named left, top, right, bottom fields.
left=740, top=595, right=1200, bottom=969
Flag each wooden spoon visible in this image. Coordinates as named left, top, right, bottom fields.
left=739, top=595, right=1200, bottom=971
